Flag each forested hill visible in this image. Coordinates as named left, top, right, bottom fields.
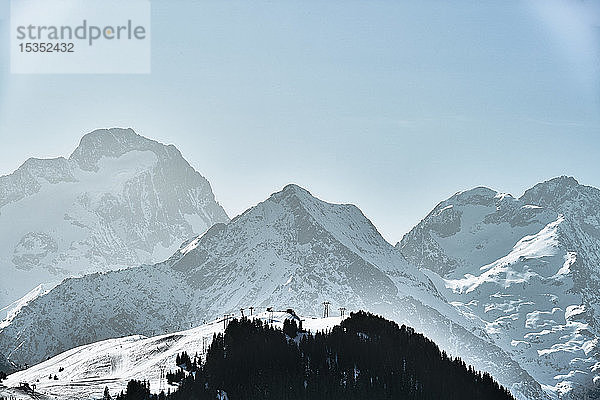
left=118, top=311, right=515, bottom=400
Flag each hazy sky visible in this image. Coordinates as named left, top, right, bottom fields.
left=0, top=1, right=599, bottom=243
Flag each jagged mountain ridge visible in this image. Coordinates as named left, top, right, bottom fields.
left=399, top=176, right=600, bottom=399
left=0, top=184, right=548, bottom=400
left=0, top=128, right=229, bottom=310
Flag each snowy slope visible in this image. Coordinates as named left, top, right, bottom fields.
left=399, top=187, right=555, bottom=278
left=399, top=176, right=600, bottom=399
left=0, top=184, right=548, bottom=400
left=1, top=311, right=341, bottom=400
left=0, top=128, right=229, bottom=311
left=168, top=184, right=441, bottom=318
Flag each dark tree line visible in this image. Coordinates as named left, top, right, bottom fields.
left=168, top=351, right=200, bottom=384
left=113, top=380, right=170, bottom=400
left=166, top=368, right=185, bottom=385
left=175, top=352, right=199, bottom=372
left=117, top=311, right=515, bottom=400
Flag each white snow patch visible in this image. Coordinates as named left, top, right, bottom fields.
left=522, top=204, right=542, bottom=209
left=554, top=252, right=576, bottom=277
left=565, top=305, right=586, bottom=321
left=180, top=236, right=202, bottom=255
left=445, top=216, right=564, bottom=294
left=1, top=284, right=47, bottom=328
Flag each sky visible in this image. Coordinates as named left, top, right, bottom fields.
left=0, top=0, right=599, bottom=243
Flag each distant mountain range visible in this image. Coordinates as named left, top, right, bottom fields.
left=0, top=128, right=228, bottom=311
left=1, top=129, right=598, bottom=399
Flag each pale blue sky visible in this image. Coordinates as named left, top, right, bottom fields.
left=0, top=1, right=599, bottom=242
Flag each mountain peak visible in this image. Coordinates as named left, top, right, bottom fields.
left=282, top=183, right=310, bottom=194
left=74, top=127, right=148, bottom=151
left=520, top=176, right=599, bottom=222
left=15, top=156, right=73, bottom=178
left=520, top=176, right=583, bottom=205
left=69, top=128, right=168, bottom=171
left=448, top=186, right=498, bottom=206
left=264, top=184, right=318, bottom=208
left=276, top=183, right=313, bottom=198
left=527, top=176, right=580, bottom=192
left=455, top=186, right=496, bottom=197
left=551, top=175, right=579, bottom=185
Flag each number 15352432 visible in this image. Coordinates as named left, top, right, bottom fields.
left=19, top=42, right=75, bottom=53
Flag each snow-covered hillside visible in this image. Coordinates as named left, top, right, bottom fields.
left=0, top=184, right=548, bottom=400
left=0, top=311, right=340, bottom=400
left=399, top=176, right=600, bottom=399
left=0, top=128, right=229, bottom=311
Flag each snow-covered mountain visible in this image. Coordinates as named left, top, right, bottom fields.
left=0, top=184, right=548, bottom=400
left=0, top=128, right=229, bottom=311
left=399, top=176, right=600, bottom=399
left=1, top=311, right=338, bottom=400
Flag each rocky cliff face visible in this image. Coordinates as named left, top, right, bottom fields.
left=0, top=128, right=229, bottom=310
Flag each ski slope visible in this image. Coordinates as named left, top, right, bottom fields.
left=1, top=312, right=342, bottom=400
